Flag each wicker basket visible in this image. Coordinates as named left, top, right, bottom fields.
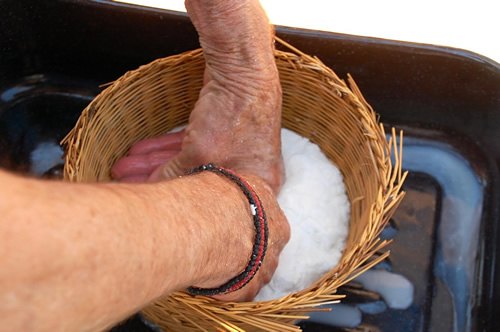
left=62, top=38, right=406, bottom=332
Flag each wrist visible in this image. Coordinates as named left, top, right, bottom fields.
left=186, top=165, right=269, bottom=296
left=153, top=171, right=255, bottom=292
left=193, top=171, right=256, bottom=289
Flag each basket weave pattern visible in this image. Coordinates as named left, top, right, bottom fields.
left=63, top=40, right=406, bottom=332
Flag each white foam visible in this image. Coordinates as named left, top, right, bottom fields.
left=306, top=304, right=362, bottom=328
left=30, top=141, right=64, bottom=176
left=355, top=269, right=414, bottom=310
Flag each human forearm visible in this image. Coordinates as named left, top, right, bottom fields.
left=185, top=0, right=276, bottom=87
left=185, top=0, right=273, bottom=52
left=139, top=0, right=284, bottom=192
left=0, top=170, right=254, bottom=331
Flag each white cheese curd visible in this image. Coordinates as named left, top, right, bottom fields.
left=255, top=128, right=350, bottom=301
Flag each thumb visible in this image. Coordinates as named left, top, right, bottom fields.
left=148, top=155, right=187, bottom=182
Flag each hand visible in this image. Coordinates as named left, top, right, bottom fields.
left=111, top=0, right=284, bottom=193
left=193, top=173, right=290, bottom=302
left=111, top=65, right=283, bottom=193
left=218, top=176, right=289, bottom=302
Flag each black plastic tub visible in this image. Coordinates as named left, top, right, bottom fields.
left=1, top=1, right=499, bottom=331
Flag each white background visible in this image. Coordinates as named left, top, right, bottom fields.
left=116, top=0, right=499, bottom=63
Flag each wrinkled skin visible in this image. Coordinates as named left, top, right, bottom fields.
left=112, top=0, right=288, bottom=302
left=111, top=63, right=283, bottom=193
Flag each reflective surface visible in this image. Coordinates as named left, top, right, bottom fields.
left=0, top=74, right=97, bottom=176
left=301, top=131, right=489, bottom=331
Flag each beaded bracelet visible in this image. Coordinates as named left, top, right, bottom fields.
left=186, top=163, right=269, bottom=296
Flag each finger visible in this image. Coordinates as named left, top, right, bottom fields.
left=148, top=156, right=186, bottom=182
left=112, top=150, right=180, bottom=180
left=128, top=130, right=185, bottom=156
left=119, top=175, right=149, bottom=183
left=212, top=280, right=260, bottom=302
left=210, top=255, right=279, bottom=302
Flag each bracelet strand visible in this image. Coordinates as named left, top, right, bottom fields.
left=186, top=163, right=269, bottom=296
